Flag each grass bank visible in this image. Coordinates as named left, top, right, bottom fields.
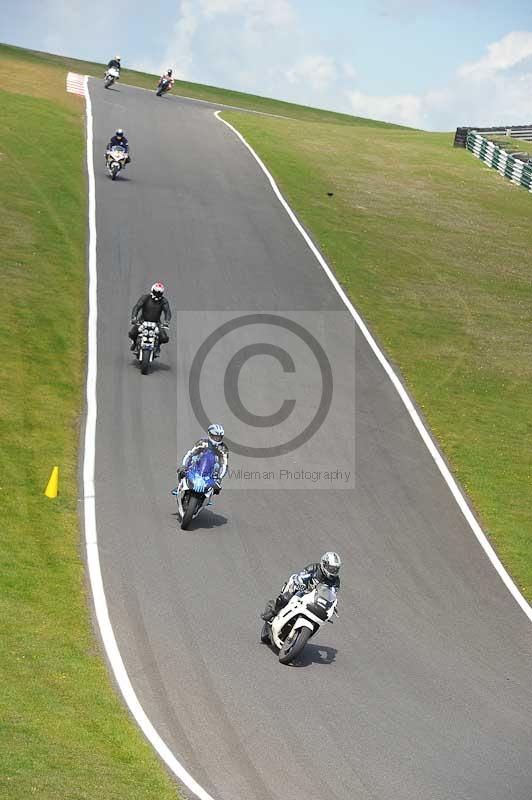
left=0, top=53, right=179, bottom=800
left=221, top=112, right=532, bottom=598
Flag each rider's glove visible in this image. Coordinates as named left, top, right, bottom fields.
left=177, top=467, right=186, bottom=479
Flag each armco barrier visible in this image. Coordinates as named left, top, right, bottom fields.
left=466, top=131, right=532, bottom=192
left=454, top=124, right=532, bottom=147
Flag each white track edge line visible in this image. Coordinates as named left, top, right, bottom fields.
left=82, top=76, right=217, bottom=800
left=214, top=109, right=532, bottom=623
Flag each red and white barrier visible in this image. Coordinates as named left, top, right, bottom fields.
left=66, top=72, right=85, bottom=96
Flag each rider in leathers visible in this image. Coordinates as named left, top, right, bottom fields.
left=107, top=55, right=121, bottom=71
left=177, top=424, right=228, bottom=495
left=129, top=282, right=171, bottom=351
left=261, top=552, right=341, bottom=622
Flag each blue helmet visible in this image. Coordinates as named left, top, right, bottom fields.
left=208, top=423, right=224, bottom=445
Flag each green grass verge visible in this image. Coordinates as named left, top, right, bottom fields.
left=0, top=41, right=406, bottom=128
left=220, top=112, right=532, bottom=598
left=0, top=79, right=179, bottom=800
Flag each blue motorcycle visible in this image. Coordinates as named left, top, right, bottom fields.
left=174, top=450, right=217, bottom=529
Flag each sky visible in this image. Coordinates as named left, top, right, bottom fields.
left=2, top=0, right=532, bottom=130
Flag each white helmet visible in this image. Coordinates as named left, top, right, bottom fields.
left=207, top=423, right=224, bottom=445
left=320, top=551, right=341, bottom=579
left=150, top=282, right=165, bottom=301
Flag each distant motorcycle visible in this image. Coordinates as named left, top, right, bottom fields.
left=260, top=583, right=338, bottom=665
left=106, top=145, right=128, bottom=180
left=134, top=321, right=161, bottom=374
left=156, top=77, right=172, bottom=97
left=104, top=67, right=120, bottom=88
left=174, top=450, right=218, bottom=529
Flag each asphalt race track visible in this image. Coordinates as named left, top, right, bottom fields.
left=87, top=79, right=532, bottom=800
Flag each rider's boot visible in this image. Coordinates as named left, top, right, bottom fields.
left=260, top=594, right=285, bottom=622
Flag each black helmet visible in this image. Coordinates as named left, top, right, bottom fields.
left=115, top=128, right=124, bottom=139
left=167, top=69, right=173, bottom=76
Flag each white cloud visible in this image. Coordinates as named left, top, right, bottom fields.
left=148, top=0, right=297, bottom=80
left=347, top=89, right=422, bottom=126
left=160, top=0, right=200, bottom=79
left=286, top=56, right=338, bottom=92
left=459, top=31, right=532, bottom=80
left=339, top=30, right=532, bottom=130
left=342, top=63, right=358, bottom=81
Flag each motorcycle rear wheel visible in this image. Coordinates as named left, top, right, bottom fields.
left=279, top=626, right=311, bottom=664
left=181, top=494, right=199, bottom=529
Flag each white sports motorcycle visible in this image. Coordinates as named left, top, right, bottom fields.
left=104, top=66, right=120, bottom=88
left=261, top=582, right=338, bottom=665
left=106, top=145, right=128, bottom=180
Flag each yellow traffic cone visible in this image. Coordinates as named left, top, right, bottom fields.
left=44, top=466, right=59, bottom=498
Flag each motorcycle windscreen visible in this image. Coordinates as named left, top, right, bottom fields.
left=315, top=583, right=336, bottom=608
left=192, top=449, right=217, bottom=480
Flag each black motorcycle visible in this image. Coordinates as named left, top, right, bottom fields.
left=133, top=321, right=161, bottom=375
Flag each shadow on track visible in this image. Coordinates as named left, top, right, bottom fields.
left=170, top=511, right=228, bottom=531
left=259, top=640, right=337, bottom=668
left=290, top=643, right=337, bottom=667
left=130, top=358, right=171, bottom=373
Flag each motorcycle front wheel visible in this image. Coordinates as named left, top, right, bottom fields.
left=181, top=494, right=199, bottom=529
left=278, top=626, right=312, bottom=665
left=140, top=348, right=151, bottom=374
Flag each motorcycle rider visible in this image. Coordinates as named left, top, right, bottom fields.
left=129, top=282, right=171, bottom=352
left=106, top=128, right=131, bottom=164
left=177, top=424, right=229, bottom=496
left=107, top=54, right=121, bottom=72
left=158, top=68, right=175, bottom=92
left=260, top=552, right=341, bottom=622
